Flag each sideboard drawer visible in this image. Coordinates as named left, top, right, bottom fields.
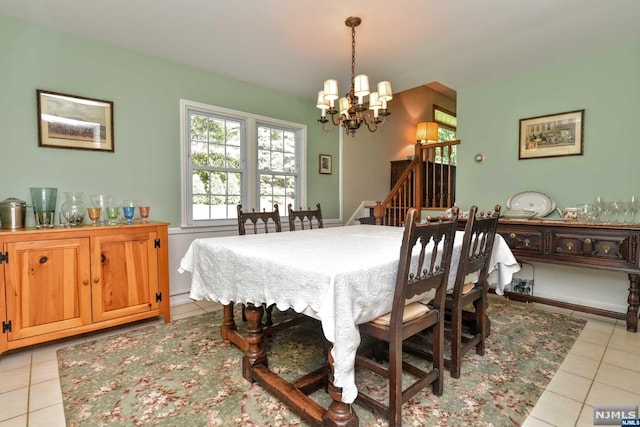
left=551, top=232, right=626, bottom=258
left=549, top=231, right=634, bottom=270
left=499, top=229, right=543, bottom=255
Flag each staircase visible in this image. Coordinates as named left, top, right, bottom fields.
left=365, top=140, right=460, bottom=226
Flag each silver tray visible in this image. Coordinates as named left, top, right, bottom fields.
left=502, top=209, right=537, bottom=219
left=506, top=191, right=556, bottom=218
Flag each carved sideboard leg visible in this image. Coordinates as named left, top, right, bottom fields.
left=627, top=273, right=639, bottom=332
left=221, top=303, right=237, bottom=344
left=243, top=303, right=267, bottom=381
left=322, top=348, right=359, bottom=427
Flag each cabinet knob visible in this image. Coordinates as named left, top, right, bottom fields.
left=584, top=238, right=592, bottom=244
left=83, top=280, right=89, bottom=285
left=524, top=238, right=530, bottom=247
left=93, top=278, right=100, bottom=284
left=39, top=256, right=48, bottom=264
left=603, top=244, right=610, bottom=254
left=510, top=233, right=516, bottom=239
left=566, top=242, right=573, bottom=250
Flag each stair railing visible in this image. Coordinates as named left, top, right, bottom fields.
left=372, top=140, right=461, bottom=226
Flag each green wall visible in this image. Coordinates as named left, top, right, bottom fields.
left=456, top=41, right=640, bottom=212
left=0, top=15, right=340, bottom=227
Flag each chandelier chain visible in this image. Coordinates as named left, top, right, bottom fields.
left=351, top=25, right=356, bottom=93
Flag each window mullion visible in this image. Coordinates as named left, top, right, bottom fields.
left=246, top=118, right=257, bottom=207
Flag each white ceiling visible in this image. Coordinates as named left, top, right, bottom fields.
left=2, top=0, right=639, bottom=100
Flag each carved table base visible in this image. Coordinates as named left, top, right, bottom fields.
left=224, top=303, right=360, bottom=426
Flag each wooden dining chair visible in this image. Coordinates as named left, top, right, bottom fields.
left=236, top=203, right=282, bottom=324
left=237, top=203, right=282, bottom=235
left=354, top=208, right=458, bottom=427
left=287, top=203, right=323, bottom=230
left=446, top=204, right=501, bottom=378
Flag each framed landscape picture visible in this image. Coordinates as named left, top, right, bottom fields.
left=519, top=109, right=584, bottom=160
left=319, top=154, right=332, bottom=174
left=37, top=89, right=114, bottom=152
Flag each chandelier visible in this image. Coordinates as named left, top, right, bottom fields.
left=316, top=17, right=392, bottom=137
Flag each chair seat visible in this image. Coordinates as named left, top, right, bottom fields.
left=371, top=302, right=430, bottom=326
left=447, top=282, right=476, bottom=295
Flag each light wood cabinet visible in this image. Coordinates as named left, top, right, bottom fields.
left=0, top=222, right=170, bottom=355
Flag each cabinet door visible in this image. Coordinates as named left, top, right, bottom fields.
left=0, top=253, right=7, bottom=353
left=4, top=238, right=92, bottom=341
left=91, top=230, right=159, bottom=322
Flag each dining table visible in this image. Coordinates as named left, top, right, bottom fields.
left=179, top=224, right=520, bottom=426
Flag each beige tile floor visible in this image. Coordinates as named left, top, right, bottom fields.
left=0, top=298, right=638, bottom=427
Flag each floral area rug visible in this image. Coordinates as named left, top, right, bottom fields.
left=57, top=299, right=585, bottom=426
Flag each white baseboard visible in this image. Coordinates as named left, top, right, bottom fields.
left=170, top=293, right=193, bottom=306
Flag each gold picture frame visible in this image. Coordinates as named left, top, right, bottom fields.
left=519, top=109, right=584, bottom=160
left=37, top=89, right=114, bottom=152
left=319, top=154, right=332, bottom=174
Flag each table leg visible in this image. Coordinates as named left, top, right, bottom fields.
left=627, top=273, right=639, bottom=332
left=242, top=303, right=267, bottom=381
left=221, top=303, right=237, bottom=344
left=322, top=348, right=359, bottom=427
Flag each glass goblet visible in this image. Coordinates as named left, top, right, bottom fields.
left=610, top=201, right=624, bottom=224
left=106, top=206, right=120, bottom=225
left=122, top=201, right=136, bottom=225
left=138, top=205, right=150, bottom=223
left=87, top=207, right=102, bottom=226
left=628, top=196, right=639, bottom=224
left=593, top=196, right=605, bottom=222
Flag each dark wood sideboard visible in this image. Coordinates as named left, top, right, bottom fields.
left=495, top=219, right=639, bottom=332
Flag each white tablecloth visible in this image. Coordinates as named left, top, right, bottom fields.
left=179, top=225, right=519, bottom=403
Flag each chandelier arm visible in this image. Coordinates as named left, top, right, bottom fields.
left=321, top=120, right=336, bottom=133
left=360, top=112, right=378, bottom=133
left=329, top=112, right=343, bottom=127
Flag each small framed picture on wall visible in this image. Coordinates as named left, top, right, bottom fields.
left=319, top=154, right=332, bottom=174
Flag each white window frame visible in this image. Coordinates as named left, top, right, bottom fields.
left=179, top=99, right=307, bottom=228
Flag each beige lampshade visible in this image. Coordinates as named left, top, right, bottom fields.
left=416, top=121, right=439, bottom=143
left=323, top=79, right=339, bottom=101
left=316, top=91, right=329, bottom=109
left=377, top=81, right=393, bottom=101
left=369, top=91, right=381, bottom=118
left=369, top=92, right=381, bottom=108
left=338, top=97, right=350, bottom=116
left=354, top=74, right=370, bottom=98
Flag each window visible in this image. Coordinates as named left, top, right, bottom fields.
left=433, top=105, right=457, bottom=166
left=180, top=100, right=306, bottom=227
left=257, top=124, right=298, bottom=212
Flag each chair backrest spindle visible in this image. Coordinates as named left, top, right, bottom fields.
left=287, top=203, right=323, bottom=231
left=237, top=204, right=282, bottom=235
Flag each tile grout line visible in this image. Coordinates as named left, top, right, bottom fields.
left=572, top=317, right=617, bottom=427
left=27, top=351, right=33, bottom=426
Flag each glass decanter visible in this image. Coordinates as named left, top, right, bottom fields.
left=60, top=192, right=87, bottom=227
